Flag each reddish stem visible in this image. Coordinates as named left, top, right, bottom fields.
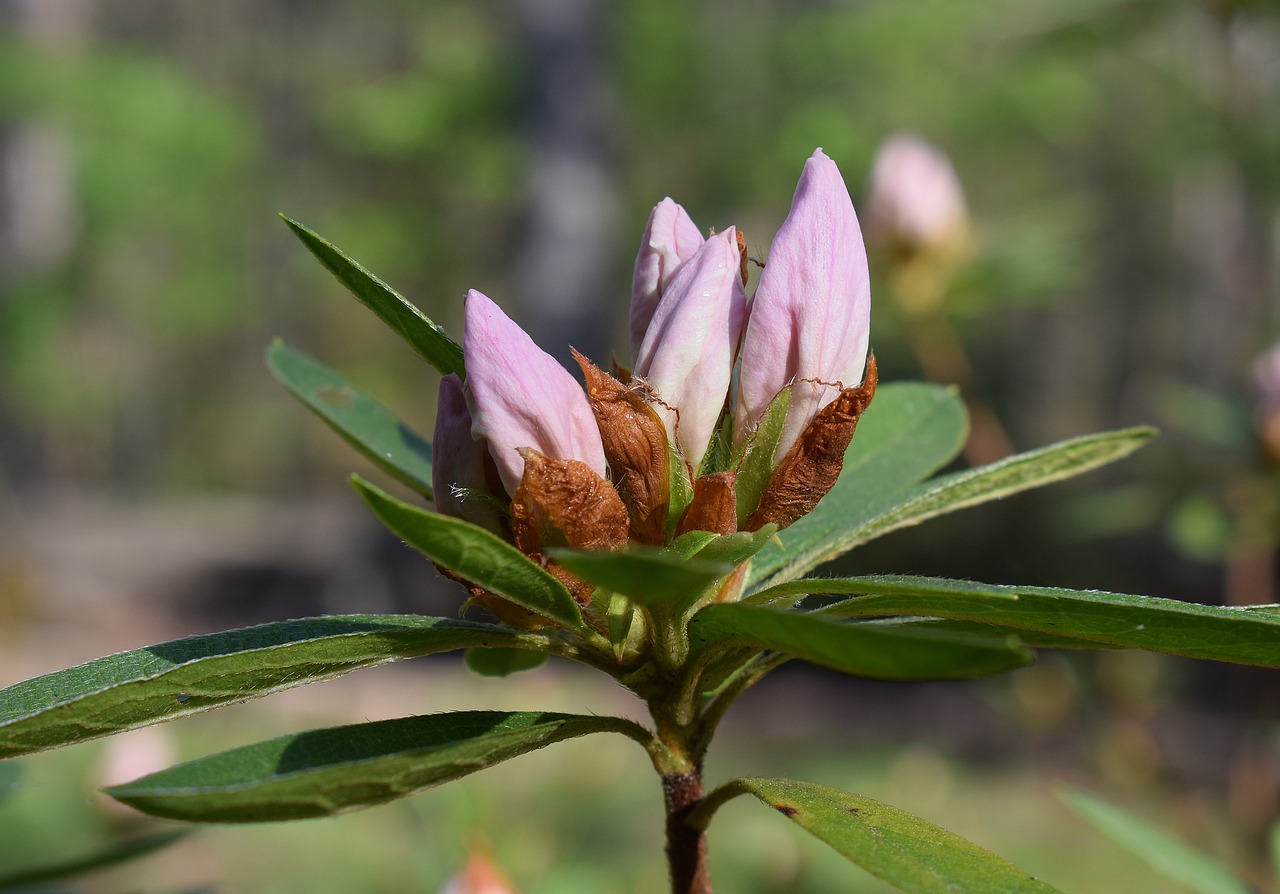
left=664, top=769, right=712, bottom=894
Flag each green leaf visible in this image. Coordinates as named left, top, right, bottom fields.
left=667, top=530, right=720, bottom=559
left=281, top=215, right=465, bottom=377
left=840, top=427, right=1156, bottom=556
left=734, top=385, right=791, bottom=527
left=106, top=711, right=643, bottom=822
left=1061, top=789, right=1250, bottom=894
left=748, top=382, right=967, bottom=590
left=0, top=830, right=191, bottom=890
left=463, top=648, right=548, bottom=678
left=548, top=546, right=732, bottom=609
left=690, top=604, right=1033, bottom=680
left=753, top=575, right=1280, bottom=668
left=698, top=778, right=1061, bottom=893
left=0, top=616, right=542, bottom=759
left=353, top=476, right=582, bottom=629
left=693, top=525, right=778, bottom=567
left=267, top=340, right=434, bottom=497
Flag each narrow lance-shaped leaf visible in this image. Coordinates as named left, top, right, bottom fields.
left=0, top=616, right=544, bottom=760
left=751, top=574, right=1280, bottom=668
left=846, top=426, right=1156, bottom=552
left=268, top=340, right=434, bottom=497
left=353, top=475, right=582, bottom=629
left=693, top=778, right=1062, bottom=894
left=280, top=215, right=465, bottom=377
left=690, top=603, right=1034, bottom=681
left=752, top=424, right=1154, bottom=591
left=107, top=711, right=646, bottom=823
left=748, top=382, right=967, bottom=589
left=1061, top=790, right=1250, bottom=894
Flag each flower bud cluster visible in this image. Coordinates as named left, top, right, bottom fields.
left=432, top=149, right=875, bottom=616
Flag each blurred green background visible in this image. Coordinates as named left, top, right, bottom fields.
left=1, top=0, right=1278, bottom=891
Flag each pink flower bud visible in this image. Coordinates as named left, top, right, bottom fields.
left=736, top=148, right=871, bottom=459
left=463, top=290, right=606, bottom=494
left=629, top=198, right=705, bottom=359
left=431, top=373, right=503, bottom=533
left=866, top=134, right=968, bottom=252
left=634, top=228, right=746, bottom=470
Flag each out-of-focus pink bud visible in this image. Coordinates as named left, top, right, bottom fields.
left=439, top=851, right=518, bottom=894
left=866, top=134, right=968, bottom=253
left=634, top=228, right=746, bottom=470
left=431, top=373, right=504, bottom=533
left=1253, top=342, right=1280, bottom=406
left=629, top=198, right=705, bottom=359
left=735, top=148, right=871, bottom=459
left=463, top=290, right=606, bottom=494
left=1252, top=342, right=1280, bottom=465
left=98, top=726, right=175, bottom=816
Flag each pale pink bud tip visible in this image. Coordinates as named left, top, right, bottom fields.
left=462, top=290, right=606, bottom=494
left=629, top=198, right=705, bottom=359
left=635, top=227, right=746, bottom=469
left=736, top=148, right=871, bottom=458
left=867, top=133, right=968, bottom=250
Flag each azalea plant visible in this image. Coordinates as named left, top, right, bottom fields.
left=2, top=148, right=1279, bottom=894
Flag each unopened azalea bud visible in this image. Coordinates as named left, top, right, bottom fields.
left=432, top=374, right=504, bottom=534
left=630, top=198, right=705, bottom=359
left=1253, top=342, right=1280, bottom=406
left=463, top=290, right=606, bottom=494
left=634, top=228, right=747, bottom=471
left=736, top=149, right=871, bottom=462
left=866, top=134, right=968, bottom=256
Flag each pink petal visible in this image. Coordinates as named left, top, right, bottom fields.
left=629, top=198, right=705, bottom=360
left=735, top=148, right=870, bottom=457
left=634, top=228, right=746, bottom=470
left=462, top=290, right=606, bottom=493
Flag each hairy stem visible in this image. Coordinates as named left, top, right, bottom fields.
left=664, top=768, right=712, bottom=894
